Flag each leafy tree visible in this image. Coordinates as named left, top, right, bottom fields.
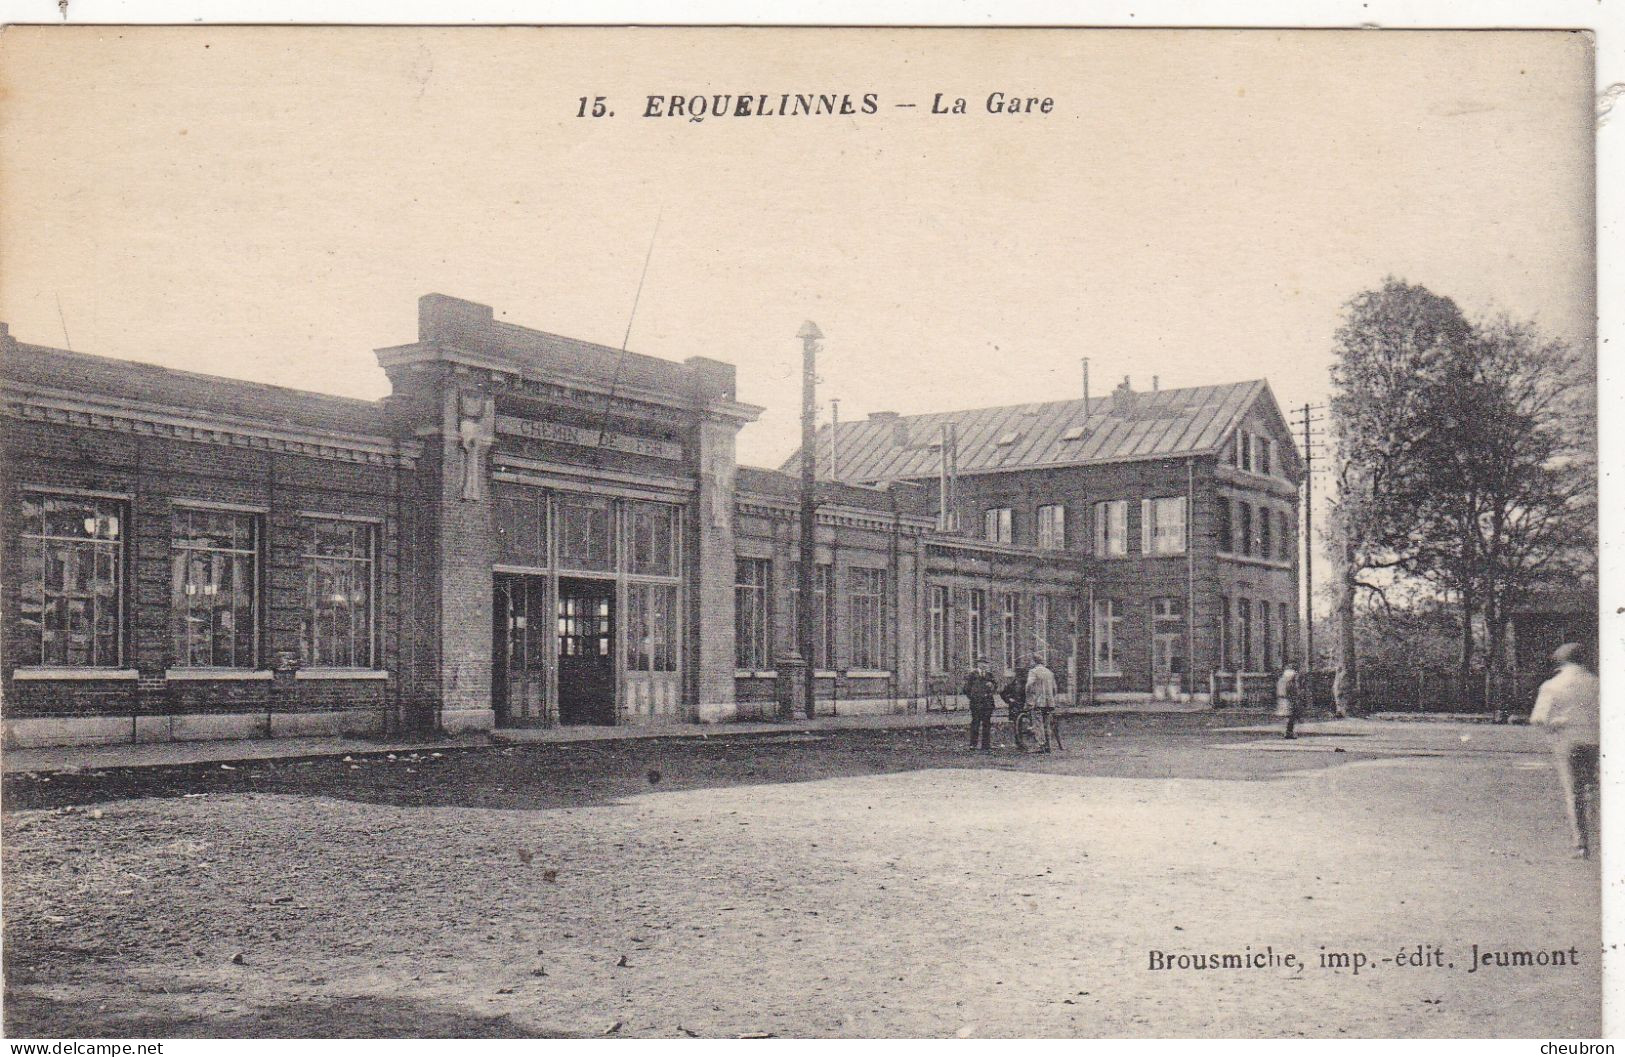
left=1328, top=279, right=1595, bottom=714
left=1438, top=317, right=1592, bottom=713
left=1326, top=279, right=1472, bottom=704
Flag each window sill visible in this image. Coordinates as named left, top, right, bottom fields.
left=847, top=669, right=893, bottom=679
left=735, top=670, right=778, bottom=679
left=294, top=668, right=389, bottom=680
left=166, top=669, right=273, bottom=681
left=12, top=668, right=139, bottom=681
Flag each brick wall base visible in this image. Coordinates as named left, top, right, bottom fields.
left=4, top=707, right=386, bottom=749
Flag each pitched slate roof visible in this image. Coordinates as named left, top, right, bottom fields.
left=3, top=340, right=392, bottom=437
left=783, top=380, right=1277, bottom=483
left=736, top=465, right=936, bottom=517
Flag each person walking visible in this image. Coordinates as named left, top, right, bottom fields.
left=1529, top=642, right=1601, bottom=859
left=1025, top=654, right=1060, bottom=752
left=1278, top=665, right=1301, bottom=739
left=962, top=658, right=999, bottom=752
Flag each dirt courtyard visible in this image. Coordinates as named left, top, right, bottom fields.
left=1, top=713, right=1602, bottom=1038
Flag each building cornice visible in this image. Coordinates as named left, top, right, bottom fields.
left=734, top=493, right=935, bottom=534
left=2, top=382, right=421, bottom=468
left=376, top=340, right=763, bottom=425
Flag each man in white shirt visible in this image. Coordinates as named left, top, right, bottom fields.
left=1529, top=642, right=1601, bottom=859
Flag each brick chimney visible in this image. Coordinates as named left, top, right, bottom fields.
left=869, top=410, right=911, bottom=446
left=1111, top=376, right=1137, bottom=415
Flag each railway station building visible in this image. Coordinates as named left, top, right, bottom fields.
left=1, top=294, right=1301, bottom=747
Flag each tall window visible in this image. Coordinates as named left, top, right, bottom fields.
left=927, top=584, right=949, bottom=673
left=1092, top=598, right=1122, bottom=676
left=301, top=517, right=375, bottom=669
left=1278, top=510, right=1292, bottom=562
left=171, top=507, right=258, bottom=668
left=1001, top=591, right=1020, bottom=672
left=1218, top=499, right=1233, bottom=552
left=627, top=582, right=678, bottom=672
left=1093, top=499, right=1128, bottom=557
left=1278, top=602, right=1290, bottom=667
left=1237, top=598, right=1254, bottom=672
left=1260, top=508, right=1273, bottom=562
left=493, top=488, right=547, bottom=567
left=1036, top=504, right=1066, bottom=550
left=734, top=558, right=772, bottom=669
left=788, top=562, right=834, bottom=669
left=848, top=567, right=888, bottom=670
left=1142, top=496, right=1188, bottom=555
left=1234, top=431, right=1246, bottom=469
left=1261, top=601, right=1274, bottom=670
left=984, top=507, right=1013, bottom=544
left=1031, top=594, right=1051, bottom=663
left=628, top=501, right=678, bottom=576
left=557, top=494, right=612, bottom=571
left=1238, top=502, right=1253, bottom=557
left=1220, top=597, right=1232, bottom=670
left=17, top=491, right=125, bottom=668
left=1152, top=597, right=1186, bottom=682
left=967, top=588, right=986, bottom=665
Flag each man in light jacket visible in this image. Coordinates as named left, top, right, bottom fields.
left=1529, top=642, right=1601, bottom=859
left=1025, top=654, right=1060, bottom=752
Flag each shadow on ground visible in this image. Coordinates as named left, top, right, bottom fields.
left=1, top=712, right=1362, bottom=815
left=3, top=991, right=573, bottom=1038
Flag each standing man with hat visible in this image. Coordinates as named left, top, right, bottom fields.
left=962, top=658, right=999, bottom=752
left=1529, top=642, right=1601, bottom=859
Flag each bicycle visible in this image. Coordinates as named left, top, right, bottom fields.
left=1012, top=705, right=1062, bottom=753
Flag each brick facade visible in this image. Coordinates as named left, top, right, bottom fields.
left=1, top=300, right=1301, bottom=748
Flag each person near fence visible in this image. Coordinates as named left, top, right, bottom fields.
left=1278, top=665, right=1301, bottom=739
left=1529, top=642, right=1600, bottom=859
left=962, top=658, right=999, bottom=752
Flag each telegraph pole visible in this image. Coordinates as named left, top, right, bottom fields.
left=1302, top=403, right=1314, bottom=675
left=796, top=321, right=823, bottom=721
left=1290, top=402, right=1327, bottom=702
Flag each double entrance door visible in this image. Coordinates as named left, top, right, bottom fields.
left=493, top=574, right=617, bottom=726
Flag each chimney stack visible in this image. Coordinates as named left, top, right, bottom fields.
left=1112, top=376, right=1137, bottom=415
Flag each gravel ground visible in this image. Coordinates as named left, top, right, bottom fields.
left=1, top=713, right=1600, bottom=1038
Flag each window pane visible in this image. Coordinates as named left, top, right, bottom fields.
left=557, top=495, right=612, bottom=571
left=734, top=558, right=771, bottom=668
left=494, top=491, right=547, bottom=567
left=21, top=493, right=124, bottom=668
left=301, top=518, right=373, bottom=668
left=171, top=509, right=258, bottom=669
left=629, top=502, right=677, bottom=576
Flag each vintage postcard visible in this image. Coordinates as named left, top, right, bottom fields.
left=0, top=20, right=1607, bottom=1043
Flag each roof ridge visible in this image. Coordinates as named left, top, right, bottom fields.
left=839, top=378, right=1264, bottom=423
left=9, top=341, right=384, bottom=410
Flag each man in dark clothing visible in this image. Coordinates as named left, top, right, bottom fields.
left=1000, top=663, right=1029, bottom=732
left=962, top=659, right=998, bottom=751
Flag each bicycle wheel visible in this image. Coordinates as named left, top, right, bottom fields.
left=1013, top=710, right=1038, bottom=752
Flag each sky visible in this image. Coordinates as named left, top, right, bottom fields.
left=0, top=26, right=1595, bottom=470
